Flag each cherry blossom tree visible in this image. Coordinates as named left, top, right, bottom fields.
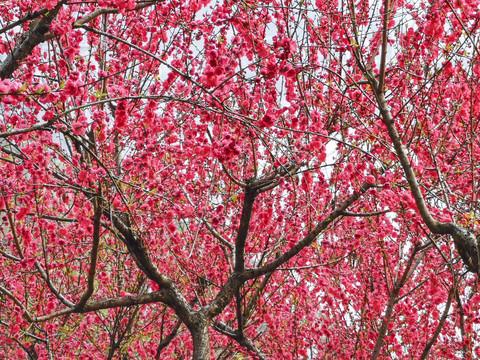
left=1, top=0, right=480, bottom=358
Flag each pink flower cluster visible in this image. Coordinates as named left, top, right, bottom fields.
left=212, top=134, right=241, bottom=161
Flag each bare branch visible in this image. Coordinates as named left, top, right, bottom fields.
left=213, top=321, right=267, bottom=360
left=32, top=290, right=177, bottom=322
left=340, top=209, right=390, bottom=217
left=234, top=186, right=257, bottom=272
left=75, top=196, right=103, bottom=310
left=0, top=121, right=53, bottom=139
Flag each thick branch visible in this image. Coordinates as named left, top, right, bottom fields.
left=106, top=209, right=195, bottom=325
left=0, top=8, right=48, bottom=35
left=0, top=1, right=66, bottom=79
left=367, top=73, right=479, bottom=273
left=372, top=86, right=446, bottom=232
left=235, top=187, right=257, bottom=272
left=33, top=290, right=176, bottom=322
left=205, top=182, right=373, bottom=318
left=235, top=288, right=244, bottom=336
left=0, top=122, right=53, bottom=138
left=75, top=196, right=102, bottom=310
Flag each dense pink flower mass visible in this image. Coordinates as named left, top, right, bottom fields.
left=1, top=0, right=480, bottom=358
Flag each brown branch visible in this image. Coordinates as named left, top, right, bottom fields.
left=0, top=250, right=21, bottom=261
left=455, top=289, right=468, bottom=358
left=234, top=186, right=258, bottom=272
left=244, top=182, right=374, bottom=279
left=155, top=319, right=182, bottom=359
left=0, top=8, right=49, bottom=35
left=73, top=1, right=161, bottom=27
left=369, top=80, right=448, bottom=233
left=378, top=0, right=391, bottom=91
left=244, top=272, right=273, bottom=319
left=371, top=244, right=421, bottom=360
left=36, top=213, right=77, bottom=222
left=34, top=260, right=75, bottom=308
left=235, top=288, right=244, bottom=336
left=419, top=284, right=455, bottom=360
left=32, top=290, right=176, bottom=322
left=221, top=163, right=248, bottom=188
left=203, top=220, right=235, bottom=250
left=75, top=196, right=102, bottom=310
left=340, top=209, right=390, bottom=217
left=0, top=121, right=53, bottom=138
left=366, top=67, right=479, bottom=274
left=105, top=209, right=196, bottom=326
left=214, top=321, right=267, bottom=360
left=4, top=200, right=24, bottom=258
left=0, top=1, right=66, bottom=79
left=0, top=284, right=34, bottom=322
left=204, top=182, right=374, bottom=319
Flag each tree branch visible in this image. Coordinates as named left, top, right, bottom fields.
left=235, top=186, right=257, bottom=272
left=419, top=284, right=455, bottom=360
left=378, top=0, right=391, bottom=91
left=0, top=8, right=48, bottom=35
left=0, top=284, right=34, bottom=322
left=244, top=182, right=374, bottom=279
left=105, top=209, right=195, bottom=325
left=32, top=290, right=176, bottom=322
left=340, top=209, right=390, bottom=217
left=204, top=182, right=373, bottom=318
left=0, top=1, right=66, bottom=80
left=0, top=121, right=53, bottom=139
left=75, top=196, right=103, bottom=310
left=366, top=69, right=479, bottom=274
left=155, top=319, right=182, bottom=359
left=371, top=244, right=421, bottom=360
left=73, top=1, right=161, bottom=27
left=34, top=260, right=75, bottom=308
left=213, top=321, right=267, bottom=360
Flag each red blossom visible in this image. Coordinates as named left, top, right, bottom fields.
left=0, top=1, right=479, bottom=358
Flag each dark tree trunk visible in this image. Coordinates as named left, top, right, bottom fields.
left=189, top=313, right=211, bottom=360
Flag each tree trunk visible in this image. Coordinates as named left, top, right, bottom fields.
left=190, top=314, right=211, bottom=360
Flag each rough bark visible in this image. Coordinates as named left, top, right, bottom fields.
left=188, top=314, right=211, bottom=360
